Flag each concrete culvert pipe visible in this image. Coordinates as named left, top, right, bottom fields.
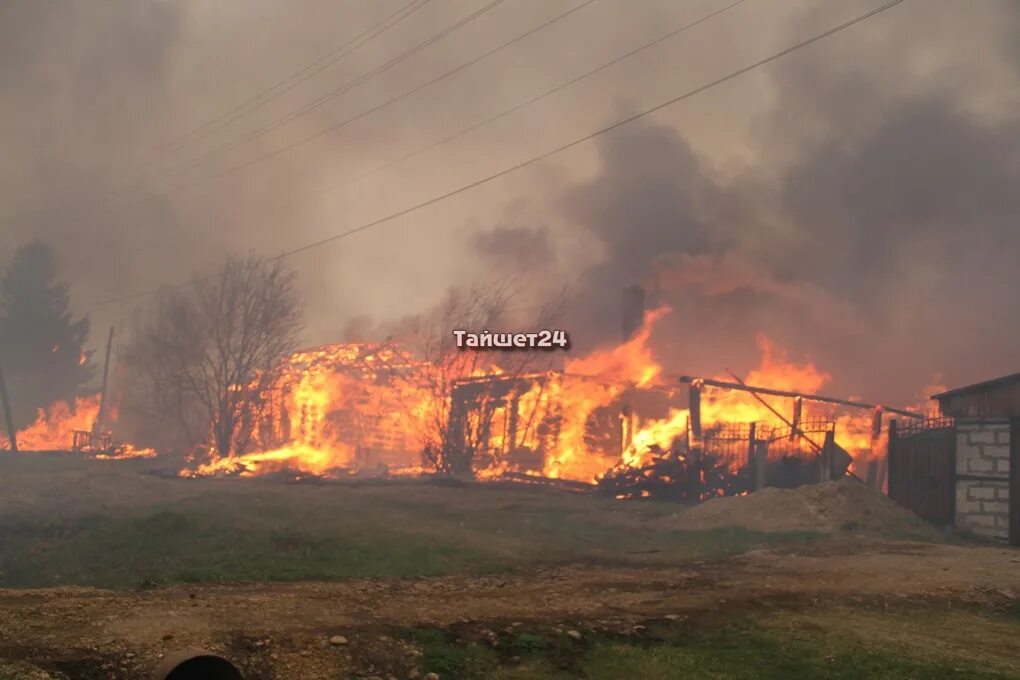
left=155, top=649, right=243, bottom=680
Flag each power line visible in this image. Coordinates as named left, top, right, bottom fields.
left=10, top=0, right=505, bottom=226
left=75, top=0, right=738, bottom=268
left=168, top=0, right=507, bottom=176
left=213, top=0, right=747, bottom=213
left=164, top=0, right=602, bottom=193
left=85, top=0, right=905, bottom=310
left=0, top=0, right=431, bottom=225
left=67, top=0, right=606, bottom=308
left=146, top=0, right=430, bottom=160
left=26, top=0, right=596, bottom=225
left=145, top=0, right=428, bottom=161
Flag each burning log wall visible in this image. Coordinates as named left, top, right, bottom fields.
left=446, top=372, right=686, bottom=481
left=444, top=365, right=788, bottom=486
left=172, top=304, right=915, bottom=495
left=188, top=343, right=434, bottom=477
left=446, top=370, right=853, bottom=499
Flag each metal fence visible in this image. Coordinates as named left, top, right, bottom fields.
left=702, top=423, right=756, bottom=471
left=887, top=416, right=957, bottom=525
left=763, top=419, right=835, bottom=461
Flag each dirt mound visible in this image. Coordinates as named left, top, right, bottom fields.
left=662, top=477, right=943, bottom=541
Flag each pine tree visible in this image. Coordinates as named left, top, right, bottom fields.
left=0, top=240, right=92, bottom=429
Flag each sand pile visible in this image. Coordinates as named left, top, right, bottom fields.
left=661, top=477, right=943, bottom=541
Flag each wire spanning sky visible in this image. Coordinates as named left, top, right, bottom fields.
left=1, top=0, right=1018, bottom=405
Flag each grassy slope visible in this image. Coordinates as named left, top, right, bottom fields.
left=0, top=467, right=817, bottom=588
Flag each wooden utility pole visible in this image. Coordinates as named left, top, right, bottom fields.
left=93, top=326, right=115, bottom=436
left=0, top=362, right=17, bottom=453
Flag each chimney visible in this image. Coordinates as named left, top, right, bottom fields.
left=622, top=285, right=645, bottom=341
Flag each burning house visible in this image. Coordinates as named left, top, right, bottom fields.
left=4, top=288, right=917, bottom=507
left=444, top=371, right=688, bottom=483
left=178, top=288, right=915, bottom=505
left=435, top=289, right=892, bottom=498
left=444, top=368, right=862, bottom=501
left=186, top=343, right=435, bottom=478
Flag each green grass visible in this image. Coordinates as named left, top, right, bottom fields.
left=0, top=509, right=492, bottom=588
left=399, top=617, right=1020, bottom=680
left=399, top=627, right=503, bottom=678
left=0, top=478, right=820, bottom=588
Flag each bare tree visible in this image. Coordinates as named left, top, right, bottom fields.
left=409, top=280, right=566, bottom=477
left=124, top=255, right=303, bottom=457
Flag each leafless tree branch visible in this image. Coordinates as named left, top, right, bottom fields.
left=123, top=255, right=303, bottom=457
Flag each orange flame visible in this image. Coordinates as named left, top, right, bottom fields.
left=5, top=395, right=100, bottom=451
left=564, top=306, right=669, bottom=386
left=181, top=344, right=439, bottom=478
left=0, top=394, right=155, bottom=459
left=180, top=308, right=907, bottom=486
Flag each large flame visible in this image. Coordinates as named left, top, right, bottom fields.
left=3, top=395, right=101, bottom=451
left=0, top=394, right=155, bottom=458
left=564, top=306, right=669, bottom=387
left=180, top=308, right=906, bottom=486
left=182, top=344, right=439, bottom=478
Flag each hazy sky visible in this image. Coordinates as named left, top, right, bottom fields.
left=1, top=0, right=1018, bottom=405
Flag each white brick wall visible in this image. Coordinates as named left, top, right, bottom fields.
left=954, top=420, right=1011, bottom=541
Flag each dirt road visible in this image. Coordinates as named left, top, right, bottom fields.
left=2, top=539, right=1018, bottom=679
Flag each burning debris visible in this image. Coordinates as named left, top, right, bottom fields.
left=0, top=326, right=155, bottom=460
left=174, top=304, right=910, bottom=503
left=181, top=343, right=437, bottom=478
left=0, top=297, right=919, bottom=504
left=0, top=393, right=155, bottom=459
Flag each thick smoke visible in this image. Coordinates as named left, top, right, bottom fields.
left=470, top=224, right=557, bottom=274
left=2, top=0, right=1019, bottom=407
left=0, top=2, right=190, bottom=281
left=546, top=1, right=1020, bottom=404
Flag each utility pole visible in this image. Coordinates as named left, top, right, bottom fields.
left=93, top=326, right=115, bottom=437
left=0, top=362, right=17, bottom=453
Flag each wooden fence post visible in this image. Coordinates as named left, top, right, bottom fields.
left=688, top=383, right=702, bottom=443
left=1010, top=418, right=1019, bottom=547
left=686, top=446, right=703, bottom=504
left=747, top=422, right=759, bottom=491
left=790, top=397, right=802, bottom=444
left=820, top=430, right=835, bottom=482
left=887, top=419, right=898, bottom=500
left=755, top=439, right=768, bottom=491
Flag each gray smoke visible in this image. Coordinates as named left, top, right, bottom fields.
left=2, top=0, right=1018, bottom=407
left=548, top=1, right=1020, bottom=404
